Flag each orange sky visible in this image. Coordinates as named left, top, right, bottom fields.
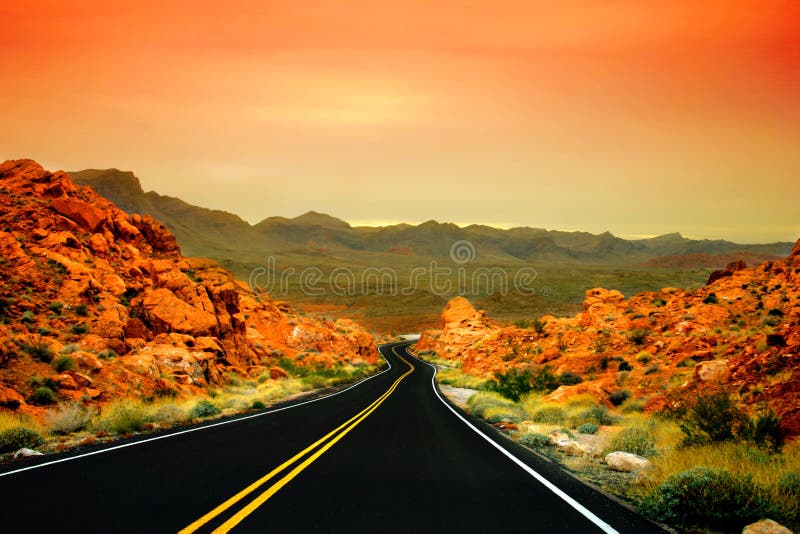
left=1, top=1, right=798, bottom=242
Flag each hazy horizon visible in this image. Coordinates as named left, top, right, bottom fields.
left=2, top=1, right=799, bottom=243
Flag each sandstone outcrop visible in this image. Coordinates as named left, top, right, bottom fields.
left=417, top=238, right=800, bottom=436
left=0, top=159, right=378, bottom=416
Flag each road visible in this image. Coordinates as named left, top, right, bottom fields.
left=0, top=342, right=666, bottom=533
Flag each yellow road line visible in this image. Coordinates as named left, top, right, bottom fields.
left=179, top=346, right=413, bottom=534
left=213, top=352, right=414, bottom=532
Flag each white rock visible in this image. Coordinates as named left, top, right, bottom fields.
left=13, top=448, right=43, bottom=459
left=605, top=451, right=651, bottom=472
left=742, top=518, right=793, bottom=534
left=556, top=439, right=587, bottom=456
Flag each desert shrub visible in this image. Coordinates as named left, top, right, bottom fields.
left=60, top=343, right=79, bottom=355
left=580, top=405, right=615, bottom=426
left=191, top=400, right=221, bottom=419
left=70, top=323, right=89, bottom=335
left=18, top=340, right=54, bottom=363
left=532, top=317, right=547, bottom=335
left=578, top=422, right=599, bottom=434
left=74, top=304, right=88, bottom=317
left=599, top=355, right=609, bottom=370
left=45, top=402, right=93, bottom=434
left=467, top=391, right=517, bottom=418
left=31, top=386, right=56, bottom=405
left=778, top=473, right=800, bottom=500
left=251, top=400, right=267, bottom=410
left=640, top=467, right=776, bottom=531
left=37, top=327, right=50, bottom=336
left=514, top=319, right=530, bottom=329
left=679, top=391, right=747, bottom=446
left=558, top=371, right=582, bottom=386
left=20, top=311, right=35, bottom=324
left=621, top=399, right=646, bottom=413
left=0, top=427, right=45, bottom=453
left=52, top=355, right=75, bottom=373
left=740, top=410, right=785, bottom=453
left=676, top=358, right=695, bottom=368
left=519, top=433, right=551, bottom=448
left=618, top=360, right=633, bottom=372
left=484, top=407, right=521, bottom=424
left=48, top=302, right=63, bottom=314
left=94, top=402, right=147, bottom=434
left=635, top=351, right=652, bottom=363
left=645, top=364, right=660, bottom=375
left=703, top=292, right=718, bottom=304
left=627, top=329, right=650, bottom=345
left=652, top=298, right=667, bottom=307
left=531, top=406, right=565, bottom=424
left=97, top=349, right=118, bottom=360
left=151, top=404, right=188, bottom=425
left=608, top=427, right=655, bottom=457
left=490, top=369, right=533, bottom=401
left=530, top=366, right=560, bottom=393
left=609, top=390, right=630, bottom=406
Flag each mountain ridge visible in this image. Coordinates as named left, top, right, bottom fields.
left=70, top=168, right=794, bottom=267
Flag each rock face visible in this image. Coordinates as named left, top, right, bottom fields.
left=605, top=452, right=651, bottom=472
left=417, top=241, right=800, bottom=437
left=0, top=159, right=378, bottom=416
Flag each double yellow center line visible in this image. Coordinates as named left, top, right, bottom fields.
left=180, top=346, right=414, bottom=533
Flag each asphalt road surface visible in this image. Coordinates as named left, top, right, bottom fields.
left=0, top=342, right=667, bottom=533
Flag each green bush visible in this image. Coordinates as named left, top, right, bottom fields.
left=703, top=293, right=718, bottom=304
left=52, top=355, right=75, bottom=373
left=74, top=304, right=88, bottom=317
left=20, top=310, right=35, bottom=324
left=618, top=360, right=633, bottom=372
left=48, top=302, right=63, bottom=314
left=579, top=405, right=615, bottom=426
left=0, top=427, right=45, bottom=453
left=31, top=386, right=56, bottom=405
left=251, top=400, right=267, bottom=410
left=640, top=467, right=776, bottom=531
left=532, top=317, right=547, bottom=335
left=558, top=371, right=582, bottom=386
left=489, top=369, right=533, bottom=402
left=578, top=422, right=599, bottom=434
left=608, top=427, right=655, bottom=457
left=740, top=410, right=785, bottom=452
left=18, top=340, right=54, bottom=363
left=652, top=298, right=666, bottom=307
left=778, top=473, right=800, bottom=500
left=531, top=406, right=565, bottom=424
left=519, top=433, right=551, bottom=448
left=191, top=400, right=221, bottom=419
left=97, top=349, right=118, bottom=360
left=679, top=391, right=746, bottom=446
left=608, top=390, right=630, bottom=406
left=627, top=329, right=650, bottom=345
left=70, top=323, right=89, bottom=335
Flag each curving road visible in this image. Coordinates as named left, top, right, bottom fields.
left=0, top=342, right=666, bottom=533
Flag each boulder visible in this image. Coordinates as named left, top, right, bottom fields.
left=63, top=371, right=93, bottom=387
left=74, top=351, right=103, bottom=372
left=556, top=439, right=587, bottom=456
left=13, top=448, right=43, bottom=459
left=694, top=359, right=730, bottom=383
left=0, top=385, right=25, bottom=408
left=54, top=373, right=79, bottom=390
left=270, top=366, right=289, bottom=380
left=742, top=519, right=793, bottom=534
left=605, top=451, right=652, bottom=472
left=142, top=288, right=218, bottom=337
left=548, top=430, right=571, bottom=445
left=50, top=197, right=107, bottom=232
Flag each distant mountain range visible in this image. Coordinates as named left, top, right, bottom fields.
left=71, top=168, right=793, bottom=268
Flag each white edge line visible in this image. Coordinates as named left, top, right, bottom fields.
left=0, top=344, right=396, bottom=478
left=411, top=349, right=619, bottom=534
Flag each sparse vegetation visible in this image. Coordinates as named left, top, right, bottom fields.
left=190, top=399, right=221, bottom=419
left=0, top=426, right=45, bottom=454
left=607, top=427, right=655, bottom=457
left=52, top=354, right=75, bottom=372
left=17, top=340, right=54, bottom=362
left=45, top=402, right=93, bottom=434
left=31, top=386, right=57, bottom=405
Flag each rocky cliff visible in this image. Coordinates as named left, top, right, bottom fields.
left=418, top=242, right=800, bottom=435
left=0, top=160, right=377, bottom=417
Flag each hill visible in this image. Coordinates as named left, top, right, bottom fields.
left=0, top=160, right=377, bottom=419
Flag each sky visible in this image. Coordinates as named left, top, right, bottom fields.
left=1, top=1, right=798, bottom=243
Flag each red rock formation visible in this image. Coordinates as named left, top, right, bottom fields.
left=0, top=159, right=378, bottom=416
left=418, top=238, right=800, bottom=435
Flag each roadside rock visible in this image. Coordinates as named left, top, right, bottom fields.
left=13, top=448, right=43, bottom=459
left=605, top=451, right=652, bottom=472
left=742, top=518, right=793, bottom=534
left=556, top=439, right=587, bottom=456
